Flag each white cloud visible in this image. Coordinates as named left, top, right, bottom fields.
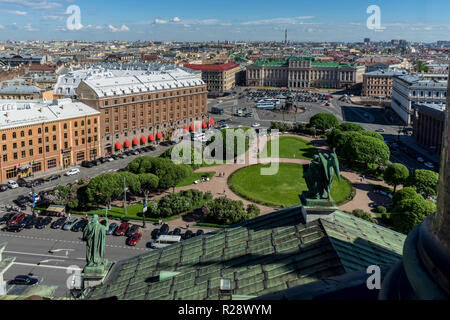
left=24, top=23, right=39, bottom=31
left=242, top=16, right=315, bottom=25
left=0, top=25, right=4, bottom=30
left=171, top=17, right=181, bottom=23
left=1, top=9, right=27, bottom=15
left=43, top=15, right=64, bottom=21
left=0, top=0, right=62, bottom=10
left=155, top=19, right=168, bottom=24
left=108, top=24, right=130, bottom=32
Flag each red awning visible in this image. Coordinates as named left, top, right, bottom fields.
left=124, top=140, right=131, bottom=148
left=148, top=134, right=155, bottom=142
left=140, top=136, right=147, bottom=144
left=202, top=122, right=207, bottom=129
left=156, top=133, right=163, bottom=140
left=132, top=138, right=139, bottom=146
left=115, top=142, right=122, bottom=150
left=209, top=118, right=214, bottom=126
left=189, top=125, right=195, bottom=132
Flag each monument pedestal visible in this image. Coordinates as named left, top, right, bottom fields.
left=82, top=261, right=114, bottom=289
left=299, top=192, right=337, bottom=224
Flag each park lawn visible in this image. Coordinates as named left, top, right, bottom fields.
left=230, top=163, right=351, bottom=207
left=176, top=171, right=216, bottom=187
left=261, top=136, right=316, bottom=160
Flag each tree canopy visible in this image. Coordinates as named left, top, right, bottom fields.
left=405, top=169, right=439, bottom=198
left=205, top=197, right=260, bottom=225
left=391, top=197, right=436, bottom=234
left=383, top=163, right=410, bottom=192
left=309, top=113, right=339, bottom=131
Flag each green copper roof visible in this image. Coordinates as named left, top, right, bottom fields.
left=253, top=56, right=359, bottom=69
left=253, top=59, right=288, bottom=67
left=86, top=207, right=405, bottom=300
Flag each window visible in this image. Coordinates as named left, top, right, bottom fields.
left=32, top=162, right=42, bottom=173
left=38, top=138, right=42, bottom=144
left=13, top=142, right=17, bottom=149
left=81, top=121, right=85, bottom=126
left=52, top=125, right=56, bottom=132
left=21, top=141, right=25, bottom=148
left=1, top=134, right=5, bottom=141
left=13, top=152, right=17, bottom=160
left=76, top=151, right=85, bottom=162
left=12, top=132, right=16, bottom=139
left=53, top=135, right=57, bottom=141
left=2, top=145, right=6, bottom=151
left=39, top=147, right=43, bottom=154
left=64, top=142, right=68, bottom=149
left=45, top=127, right=48, bottom=133
left=29, top=149, right=33, bottom=156
left=6, top=168, right=15, bottom=179
left=3, top=155, right=7, bottom=162
left=28, top=129, right=32, bottom=136
left=88, top=119, right=91, bottom=125
left=20, top=131, right=24, bottom=137
left=46, top=146, right=49, bottom=152
left=64, top=123, right=67, bottom=130
left=47, top=159, right=57, bottom=169
left=74, top=121, right=78, bottom=127
left=64, top=133, right=68, bottom=139
left=21, top=151, right=26, bottom=158
left=53, top=144, right=57, bottom=151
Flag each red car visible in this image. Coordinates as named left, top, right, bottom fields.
left=114, top=221, right=129, bottom=236
left=126, top=232, right=142, bottom=246
left=7, top=212, right=26, bottom=227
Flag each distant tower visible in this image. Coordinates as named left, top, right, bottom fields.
left=285, top=29, right=288, bottom=46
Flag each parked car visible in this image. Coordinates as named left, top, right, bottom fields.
left=112, top=154, right=120, bottom=160
left=63, top=217, right=79, bottom=231
left=81, top=161, right=94, bottom=168
left=0, top=213, right=13, bottom=225
left=151, top=228, right=160, bottom=240
left=159, top=223, right=169, bottom=235
left=13, top=275, right=38, bottom=285
left=106, top=223, right=118, bottom=235
left=126, top=225, right=140, bottom=238
left=119, top=153, right=127, bottom=159
left=106, top=157, right=114, bottom=162
left=7, top=212, right=26, bottom=227
left=126, top=232, right=142, bottom=246
left=8, top=180, right=19, bottom=189
left=196, top=230, right=204, bottom=237
left=46, top=175, right=61, bottom=182
left=36, top=217, right=52, bottom=229
left=172, top=228, right=181, bottom=236
left=114, top=221, right=130, bottom=236
left=71, top=219, right=88, bottom=232
left=17, top=178, right=33, bottom=188
left=182, top=230, right=193, bottom=240
left=6, top=216, right=30, bottom=232
left=65, top=168, right=80, bottom=176
left=417, top=157, right=424, bottom=163
left=24, top=216, right=38, bottom=229
left=51, top=217, right=67, bottom=229
left=99, top=157, right=107, bottom=163
left=91, top=159, right=101, bottom=166
left=375, top=128, right=385, bottom=133
left=14, top=196, right=29, bottom=207
left=0, top=184, right=8, bottom=192
left=32, top=179, right=45, bottom=187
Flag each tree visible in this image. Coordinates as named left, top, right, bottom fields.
left=383, top=163, right=410, bottom=192
left=392, top=187, right=423, bottom=206
left=405, top=169, right=439, bottom=198
left=338, top=122, right=364, bottom=132
left=391, top=197, right=436, bottom=234
left=139, top=173, right=159, bottom=203
left=343, top=134, right=390, bottom=167
left=206, top=197, right=258, bottom=225
left=309, top=113, right=339, bottom=132
left=86, top=174, right=122, bottom=208
left=414, top=60, right=429, bottom=73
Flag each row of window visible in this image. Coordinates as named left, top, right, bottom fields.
left=102, top=89, right=205, bottom=107
left=1, top=119, right=98, bottom=141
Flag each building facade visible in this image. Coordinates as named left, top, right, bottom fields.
left=362, top=70, right=405, bottom=98
left=0, top=85, right=42, bottom=100
left=246, top=56, right=365, bottom=89
left=391, top=74, right=447, bottom=125
left=76, top=68, right=208, bottom=156
left=0, top=99, right=101, bottom=182
left=183, top=62, right=241, bottom=94
left=412, top=103, right=446, bottom=154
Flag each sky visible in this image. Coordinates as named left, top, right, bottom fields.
left=0, top=0, right=449, bottom=42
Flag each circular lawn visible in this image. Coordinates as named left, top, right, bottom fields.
left=229, top=163, right=352, bottom=207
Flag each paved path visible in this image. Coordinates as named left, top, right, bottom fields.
left=152, top=134, right=392, bottom=227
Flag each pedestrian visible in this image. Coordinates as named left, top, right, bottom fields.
left=186, top=223, right=190, bottom=229
left=159, top=219, right=162, bottom=226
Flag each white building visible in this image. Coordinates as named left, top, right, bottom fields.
left=391, top=74, right=447, bottom=125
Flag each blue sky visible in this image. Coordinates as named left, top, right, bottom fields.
left=0, top=0, right=449, bottom=42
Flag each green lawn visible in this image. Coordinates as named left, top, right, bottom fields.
left=260, top=136, right=316, bottom=160
left=230, top=163, right=352, bottom=207
left=177, top=171, right=216, bottom=187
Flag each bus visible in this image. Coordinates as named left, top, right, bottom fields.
left=150, top=235, right=181, bottom=249
left=258, top=99, right=280, bottom=106
left=256, top=102, right=276, bottom=109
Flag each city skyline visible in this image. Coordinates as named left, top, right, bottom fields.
left=0, top=0, right=449, bottom=42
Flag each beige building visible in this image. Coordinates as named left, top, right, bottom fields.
left=76, top=68, right=208, bottom=156
left=246, top=56, right=365, bottom=89
left=183, top=62, right=241, bottom=94
left=362, top=70, right=405, bottom=98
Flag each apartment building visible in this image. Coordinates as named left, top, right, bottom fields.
left=391, top=74, right=447, bottom=124
left=412, top=103, right=446, bottom=154
left=0, top=99, right=101, bottom=182
left=183, top=62, right=241, bottom=94
left=76, top=68, right=208, bottom=156
left=362, top=70, right=405, bottom=98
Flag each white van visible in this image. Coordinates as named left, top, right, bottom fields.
left=150, top=235, right=181, bottom=249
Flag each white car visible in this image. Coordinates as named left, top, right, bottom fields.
left=424, top=162, right=435, bottom=169
left=107, top=157, right=114, bottom=162
left=252, top=123, right=261, bottom=128
left=65, top=168, right=80, bottom=176
left=7, top=180, right=18, bottom=189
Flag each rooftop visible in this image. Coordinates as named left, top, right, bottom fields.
left=86, top=207, right=405, bottom=300
left=183, top=62, right=240, bottom=71
left=0, top=99, right=100, bottom=130
left=364, top=70, right=406, bottom=76
left=0, top=85, right=41, bottom=95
